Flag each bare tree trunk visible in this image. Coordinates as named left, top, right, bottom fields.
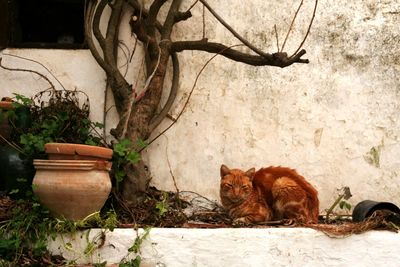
left=85, top=0, right=316, bottom=204
left=121, top=47, right=171, bottom=203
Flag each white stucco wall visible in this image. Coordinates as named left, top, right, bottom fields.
left=48, top=228, right=400, bottom=266
left=1, top=0, right=399, bottom=212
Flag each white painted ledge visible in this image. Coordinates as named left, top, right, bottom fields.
left=48, top=228, right=400, bottom=266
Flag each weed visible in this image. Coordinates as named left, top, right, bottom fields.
left=0, top=194, right=119, bottom=266
left=0, top=196, right=53, bottom=264
left=325, top=186, right=353, bottom=222
left=155, top=192, right=169, bottom=217
left=112, top=138, right=145, bottom=190
left=119, top=257, right=142, bottom=267
left=119, top=227, right=151, bottom=267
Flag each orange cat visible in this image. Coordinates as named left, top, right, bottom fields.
left=220, top=165, right=319, bottom=224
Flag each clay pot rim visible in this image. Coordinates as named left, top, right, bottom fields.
left=0, top=101, right=14, bottom=110
left=34, top=159, right=112, bottom=171
left=44, top=142, right=113, bottom=160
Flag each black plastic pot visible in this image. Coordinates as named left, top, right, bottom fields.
left=0, top=100, right=14, bottom=141
left=352, top=200, right=400, bottom=222
left=0, top=102, right=31, bottom=143
left=0, top=144, right=35, bottom=198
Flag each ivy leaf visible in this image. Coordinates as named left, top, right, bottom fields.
left=114, top=139, right=131, bottom=156
left=115, top=170, right=126, bottom=183
left=94, top=122, right=104, bottom=129
left=9, top=189, right=20, bottom=195
left=126, top=151, right=140, bottom=164
left=339, top=200, right=351, bottom=211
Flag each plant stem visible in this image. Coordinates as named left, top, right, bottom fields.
left=325, top=194, right=344, bottom=223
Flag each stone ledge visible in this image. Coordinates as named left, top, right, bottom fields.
left=48, top=228, right=400, bottom=266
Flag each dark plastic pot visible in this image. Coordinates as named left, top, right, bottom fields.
left=352, top=200, right=400, bottom=222
left=0, top=101, right=31, bottom=142
left=0, top=101, right=14, bottom=141
left=14, top=105, right=32, bottom=130
left=0, top=144, right=35, bottom=198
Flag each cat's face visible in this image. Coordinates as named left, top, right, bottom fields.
left=220, top=165, right=255, bottom=204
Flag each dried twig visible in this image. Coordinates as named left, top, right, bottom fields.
left=186, top=0, right=200, bottom=12
left=164, top=135, right=182, bottom=210
left=291, top=0, right=318, bottom=58
left=281, top=0, right=304, bottom=52
left=198, top=0, right=270, bottom=58
left=1, top=53, right=65, bottom=91
left=0, top=134, right=24, bottom=154
left=202, top=4, right=206, bottom=39
left=274, top=25, right=280, bottom=52
left=143, top=44, right=243, bottom=150
left=0, top=57, right=56, bottom=90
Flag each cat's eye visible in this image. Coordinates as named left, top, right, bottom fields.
left=223, top=184, right=233, bottom=188
left=241, top=185, right=249, bottom=189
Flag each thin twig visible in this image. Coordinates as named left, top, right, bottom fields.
left=0, top=57, right=56, bottom=91
left=186, top=0, right=199, bottom=12
left=281, top=0, right=304, bottom=52
left=1, top=53, right=66, bottom=91
left=129, top=37, right=139, bottom=63
left=0, top=134, right=25, bottom=155
left=202, top=4, right=206, bottom=39
left=118, top=41, right=132, bottom=77
left=103, top=81, right=110, bottom=139
left=198, top=0, right=270, bottom=58
left=291, top=0, right=318, bottom=58
left=179, top=190, right=223, bottom=209
left=274, top=25, right=280, bottom=52
left=142, top=44, right=243, bottom=150
left=325, top=194, right=344, bottom=223
left=164, top=135, right=182, bottom=210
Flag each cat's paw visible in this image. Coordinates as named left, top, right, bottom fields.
left=232, top=217, right=249, bottom=226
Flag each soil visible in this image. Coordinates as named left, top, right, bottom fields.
left=1, top=188, right=399, bottom=266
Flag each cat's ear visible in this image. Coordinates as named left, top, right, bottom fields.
left=245, top=168, right=256, bottom=180
left=220, top=164, right=230, bottom=178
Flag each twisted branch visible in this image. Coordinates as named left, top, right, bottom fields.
left=171, top=39, right=308, bottom=67
left=149, top=52, right=180, bottom=132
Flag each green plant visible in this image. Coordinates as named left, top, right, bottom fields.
left=0, top=93, right=32, bottom=119
left=0, top=93, right=32, bottom=138
left=12, top=93, right=33, bottom=108
left=119, top=257, right=142, bottom=267
left=325, top=186, right=353, bottom=222
left=339, top=200, right=352, bottom=212
left=112, top=138, right=145, bottom=190
left=5, top=90, right=106, bottom=158
left=155, top=192, right=169, bottom=217
left=0, top=195, right=120, bottom=266
left=119, top=227, right=151, bottom=267
left=0, top=195, right=54, bottom=264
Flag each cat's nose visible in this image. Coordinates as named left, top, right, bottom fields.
left=233, top=188, right=240, bottom=196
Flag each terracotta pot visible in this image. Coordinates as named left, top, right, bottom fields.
left=0, top=100, right=13, bottom=110
left=44, top=143, right=113, bottom=160
left=33, top=159, right=112, bottom=221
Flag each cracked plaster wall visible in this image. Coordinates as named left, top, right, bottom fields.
left=0, top=0, right=399, bottom=212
